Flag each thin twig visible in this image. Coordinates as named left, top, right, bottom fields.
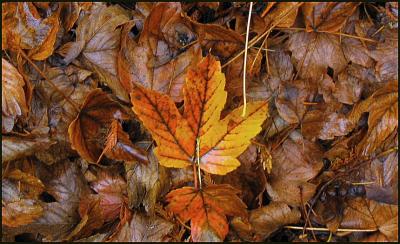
left=222, top=2, right=303, bottom=69
left=242, top=2, right=253, bottom=117
left=284, top=226, right=377, bottom=233
left=275, top=27, right=378, bottom=43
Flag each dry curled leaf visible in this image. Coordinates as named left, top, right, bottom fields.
left=2, top=58, right=28, bottom=133
left=131, top=55, right=268, bottom=175
left=126, top=150, right=170, bottom=215
left=68, top=88, right=130, bottom=163
left=166, top=184, right=247, bottom=242
left=100, top=120, right=149, bottom=164
left=2, top=2, right=60, bottom=60
left=347, top=80, right=398, bottom=156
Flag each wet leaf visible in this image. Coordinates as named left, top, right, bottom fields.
left=166, top=184, right=247, bottom=242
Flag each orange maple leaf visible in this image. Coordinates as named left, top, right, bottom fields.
left=165, top=184, right=247, bottom=241
left=130, top=55, right=268, bottom=175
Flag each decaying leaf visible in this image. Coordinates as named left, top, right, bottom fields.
left=2, top=58, right=28, bottom=133
left=363, top=151, right=398, bottom=204
left=2, top=179, right=43, bottom=228
left=126, top=149, right=170, bottom=215
left=118, top=3, right=202, bottom=102
left=2, top=135, right=55, bottom=162
left=89, top=168, right=127, bottom=222
left=2, top=2, right=60, bottom=59
left=166, top=184, right=247, bottom=242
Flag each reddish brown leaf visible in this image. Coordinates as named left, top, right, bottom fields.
left=369, top=29, right=398, bottom=81
left=89, top=168, right=127, bottom=222
left=68, top=88, right=130, bottom=163
left=100, top=120, right=149, bottom=164
left=118, top=3, right=201, bottom=102
left=166, top=184, right=247, bottom=242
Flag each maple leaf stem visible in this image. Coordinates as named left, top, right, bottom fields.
left=196, top=138, right=202, bottom=189
left=18, top=48, right=80, bottom=112
left=193, top=160, right=198, bottom=190
left=242, top=2, right=253, bottom=117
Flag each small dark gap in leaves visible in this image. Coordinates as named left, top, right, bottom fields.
left=39, top=191, right=57, bottom=203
